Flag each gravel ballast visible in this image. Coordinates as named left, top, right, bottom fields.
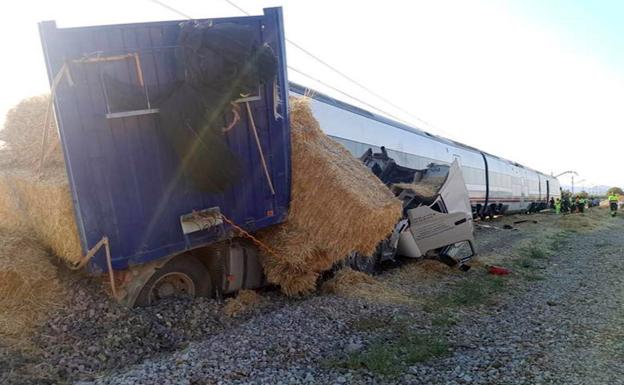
left=2, top=210, right=623, bottom=385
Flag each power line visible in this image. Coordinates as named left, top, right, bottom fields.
left=217, top=0, right=445, bottom=134
left=285, top=40, right=438, bottom=130
left=147, top=0, right=194, bottom=19
left=146, top=0, right=442, bottom=133
left=288, top=66, right=414, bottom=127
left=222, top=0, right=251, bottom=16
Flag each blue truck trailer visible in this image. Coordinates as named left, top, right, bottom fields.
left=39, top=8, right=292, bottom=305
left=39, top=7, right=477, bottom=306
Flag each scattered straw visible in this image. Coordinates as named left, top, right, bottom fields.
left=0, top=229, right=66, bottom=343
left=223, top=289, right=262, bottom=317
left=389, top=259, right=456, bottom=285
left=392, top=176, right=445, bottom=198
left=322, top=268, right=412, bottom=304
left=258, top=98, right=402, bottom=296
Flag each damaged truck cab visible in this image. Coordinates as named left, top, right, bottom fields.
left=361, top=147, right=476, bottom=269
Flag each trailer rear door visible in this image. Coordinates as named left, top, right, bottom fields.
left=38, top=8, right=290, bottom=272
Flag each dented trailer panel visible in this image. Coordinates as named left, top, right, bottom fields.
left=38, top=8, right=290, bottom=272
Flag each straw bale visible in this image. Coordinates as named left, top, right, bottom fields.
left=0, top=169, right=82, bottom=264
left=322, top=268, right=412, bottom=304
left=0, top=94, right=64, bottom=168
left=0, top=229, right=66, bottom=341
left=0, top=96, right=81, bottom=264
left=223, top=289, right=262, bottom=317
left=259, top=98, right=402, bottom=296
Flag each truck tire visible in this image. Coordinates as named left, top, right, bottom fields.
left=135, top=255, right=213, bottom=306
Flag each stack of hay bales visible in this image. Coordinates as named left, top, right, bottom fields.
left=258, top=98, right=402, bottom=296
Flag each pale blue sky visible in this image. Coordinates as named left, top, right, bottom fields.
left=1, top=1, right=623, bottom=188
left=513, top=0, right=624, bottom=71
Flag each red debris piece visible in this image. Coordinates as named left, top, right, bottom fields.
left=488, top=265, right=512, bottom=275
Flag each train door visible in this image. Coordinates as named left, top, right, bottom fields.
left=546, top=180, right=550, bottom=202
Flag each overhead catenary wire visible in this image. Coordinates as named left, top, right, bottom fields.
left=288, top=66, right=416, bottom=128
left=220, top=0, right=443, bottom=133
left=148, top=0, right=194, bottom=19
left=146, top=0, right=446, bottom=134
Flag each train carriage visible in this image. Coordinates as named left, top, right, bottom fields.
left=290, top=83, right=560, bottom=215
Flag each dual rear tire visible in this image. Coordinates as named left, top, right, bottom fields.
left=135, top=255, right=213, bottom=306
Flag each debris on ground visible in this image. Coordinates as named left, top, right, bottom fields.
left=222, top=289, right=262, bottom=317
left=258, top=98, right=402, bottom=296
left=488, top=265, right=512, bottom=275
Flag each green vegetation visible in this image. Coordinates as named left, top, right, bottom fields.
left=435, top=274, right=506, bottom=308
left=518, top=243, right=549, bottom=259
left=549, top=231, right=571, bottom=252
left=329, top=316, right=449, bottom=376
left=431, top=313, right=459, bottom=328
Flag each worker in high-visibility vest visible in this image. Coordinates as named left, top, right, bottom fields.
left=555, top=198, right=561, bottom=214
left=609, top=192, right=619, bottom=217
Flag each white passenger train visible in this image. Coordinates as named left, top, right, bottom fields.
left=290, top=83, right=560, bottom=216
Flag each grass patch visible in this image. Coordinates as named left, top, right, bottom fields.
left=513, top=257, right=538, bottom=270
left=344, top=334, right=448, bottom=376
left=549, top=232, right=570, bottom=252
left=351, top=316, right=397, bottom=332
left=517, top=242, right=550, bottom=259
left=431, top=313, right=459, bottom=328
left=332, top=330, right=448, bottom=376
left=523, top=272, right=545, bottom=281
left=328, top=316, right=450, bottom=377
left=433, top=274, right=506, bottom=309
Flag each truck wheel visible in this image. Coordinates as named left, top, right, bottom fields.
left=135, top=255, right=213, bottom=306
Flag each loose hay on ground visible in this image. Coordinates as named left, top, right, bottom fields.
left=389, top=259, right=457, bottom=285
left=258, top=98, right=402, bottom=296
left=322, top=268, right=412, bottom=305
left=0, top=229, right=66, bottom=343
left=222, top=289, right=262, bottom=317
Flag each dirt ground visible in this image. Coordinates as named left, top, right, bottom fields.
left=1, top=207, right=622, bottom=384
